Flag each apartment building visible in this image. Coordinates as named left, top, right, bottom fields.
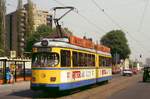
left=6, top=3, right=52, bottom=57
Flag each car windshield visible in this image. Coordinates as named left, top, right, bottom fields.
left=32, top=52, right=59, bottom=67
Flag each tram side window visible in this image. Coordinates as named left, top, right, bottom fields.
left=61, top=50, right=71, bottom=67
left=84, top=54, right=88, bottom=66
left=72, top=52, right=95, bottom=67
left=73, top=51, right=78, bottom=66
left=106, top=58, right=112, bottom=66
left=91, top=55, right=95, bottom=66
left=99, top=56, right=105, bottom=66
left=80, top=53, right=85, bottom=66
left=87, top=54, right=95, bottom=67
left=102, top=58, right=107, bottom=66
left=99, top=56, right=101, bottom=66
left=99, top=56, right=111, bottom=67
left=87, top=54, right=91, bottom=66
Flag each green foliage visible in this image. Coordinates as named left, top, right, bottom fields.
left=25, top=24, right=74, bottom=52
left=36, top=24, right=53, bottom=36
left=0, top=14, right=2, bottom=49
left=100, top=30, right=131, bottom=60
left=0, top=49, right=4, bottom=56
left=26, top=24, right=53, bottom=52
left=26, top=0, right=34, bottom=36
left=0, top=0, right=5, bottom=50
left=62, top=27, right=73, bottom=36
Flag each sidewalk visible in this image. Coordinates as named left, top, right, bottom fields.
left=0, top=81, right=30, bottom=94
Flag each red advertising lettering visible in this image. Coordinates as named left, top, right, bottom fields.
left=102, top=70, right=107, bottom=75
left=72, top=71, right=81, bottom=79
left=67, top=72, right=70, bottom=79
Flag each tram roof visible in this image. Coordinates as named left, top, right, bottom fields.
left=0, top=57, right=31, bottom=62
left=33, top=38, right=111, bottom=56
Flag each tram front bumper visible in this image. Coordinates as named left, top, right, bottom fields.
left=31, top=83, right=59, bottom=91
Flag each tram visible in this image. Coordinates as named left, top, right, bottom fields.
left=31, top=36, right=112, bottom=91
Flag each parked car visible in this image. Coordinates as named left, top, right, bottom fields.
left=122, top=69, right=133, bottom=76
left=143, top=67, right=150, bottom=82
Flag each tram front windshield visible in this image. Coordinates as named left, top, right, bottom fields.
left=32, top=52, right=59, bottom=67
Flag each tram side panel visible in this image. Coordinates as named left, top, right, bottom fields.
left=96, top=55, right=112, bottom=83
left=96, top=68, right=112, bottom=82
left=60, top=68, right=96, bottom=90
left=31, top=47, right=112, bottom=91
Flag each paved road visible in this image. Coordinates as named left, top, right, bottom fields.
left=108, top=77, right=150, bottom=99
left=0, top=73, right=141, bottom=99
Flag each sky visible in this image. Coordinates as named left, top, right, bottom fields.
left=6, top=0, right=150, bottom=63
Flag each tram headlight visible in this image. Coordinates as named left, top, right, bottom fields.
left=41, top=40, right=48, bottom=46
left=50, top=77, right=56, bottom=82
left=32, top=77, right=36, bottom=81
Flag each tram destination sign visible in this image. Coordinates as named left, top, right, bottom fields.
left=37, top=47, right=51, bottom=52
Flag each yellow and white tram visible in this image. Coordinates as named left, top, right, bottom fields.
left=31, top=36, right=112, bottom=91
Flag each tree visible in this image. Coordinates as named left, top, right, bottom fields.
left=100, top=30, right=131, bottom=61
left=0, top=0, right=6, bottom=56
left=25, top=24, right=73, bottom=52
left=62, top=27, right=73, bottom=36
left=26, top=24, right=53, bottom=52
left=0, top=49, right=4, bottom=56
left=36, top=24, right=53, bottom=36
left=26, top=0, right=34, bottom=37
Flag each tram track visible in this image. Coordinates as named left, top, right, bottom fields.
left=0, top=73, right=141, bottom=99
left=56, top=73, right=141, bottom=99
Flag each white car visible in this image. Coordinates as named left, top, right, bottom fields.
left=122, top=69, right=133, bottom=76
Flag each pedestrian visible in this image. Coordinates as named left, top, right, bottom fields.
left=6, top=67, right=11, bottom=84
left=10, top=72, right=14, bottom=83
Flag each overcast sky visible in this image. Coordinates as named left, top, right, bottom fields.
left=6, top=0, right=150, bottom=63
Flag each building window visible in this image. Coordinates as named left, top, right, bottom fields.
left=61, top=50, right=71, bottom=67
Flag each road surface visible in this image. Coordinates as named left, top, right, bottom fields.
left=108, top=77, right=150, bottom=99
left=0, top=73, right=143, bottom=99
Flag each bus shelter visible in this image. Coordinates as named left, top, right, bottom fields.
left=0, top=57, right=31, bottom=84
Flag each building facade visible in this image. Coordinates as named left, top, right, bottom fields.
left=32, top=4, right=52, bottom=30
left=6, top=3, right=52, bottom=57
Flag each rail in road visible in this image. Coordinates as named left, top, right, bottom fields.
left=57, top=74, right=141, bottom=99
left=0, top=73, right=141, bottom=99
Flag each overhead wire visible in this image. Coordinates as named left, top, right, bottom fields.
left=136, top=0, right=150, bottom=42
left=91, top=0, right=122, bottom=29
left=54, top=0, right=150, bottom=55
left=138, top=0, right=149, bottom=32
left=53, top=0, right=106, bottom=33
left=91, top=0, right=150, bottom=54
